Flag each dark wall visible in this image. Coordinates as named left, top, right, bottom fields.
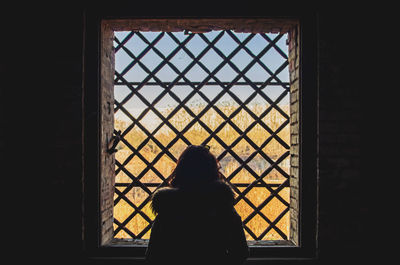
left=318, top=14, right=363, bottom=262
left=3, top=4, right=372, bottom=264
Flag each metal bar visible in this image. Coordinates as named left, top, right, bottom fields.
left=195, top=33, right=291, bottom=152
left=114, top=188, right=155, bottom=225
left=124, top=36, right=242, bottom=157
left=113, top=218, right=137, bottom=238
left=114, top=74, right=190, bottom=158
left=113, top=139, right=166, bottom=204
left=114, top=32, right=195, bottom=112
left=114, top=81, right=289, bottom=87
left=201, top=31, right=286, bottom=90
left=227, top=31, right=289, bottom=85
left=257, top=206, right=290, bottom=240
left=159, top=37, right=271, bottom=158
left=114, top=31, right=135, bottom=52
left=241, top=179, right=290, bottom=225
left=260, top=33, right=289, bottom=59
left=114, top=182, right=288, bottom=188
left=240, top=180, right=290, bottom=240
left=230, top=151, right=291, bottom=207
left=200, top=32, right=290, bottom=129
left=114, top=160, right=152, bottom=196
left=112, top=30, right=292, bottom=240
left=243, top=225, right=258, bottom=241
left=116, top=32, right=165, bottom=81
left=215, top=95, right=289, bottom=164
left=113, top=189, right=155, bottom=236
left=114, top=35, right=210, bottom=148
left=229, top=187, right=276, bottom=241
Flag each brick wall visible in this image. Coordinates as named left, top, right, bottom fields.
left=100, top=21, right=116, bottom=246
left=288, top=24, right=300, bottom=246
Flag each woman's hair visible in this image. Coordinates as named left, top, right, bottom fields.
left=168, top=145, right=223, bottom=188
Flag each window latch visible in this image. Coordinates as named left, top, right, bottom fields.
left=107, top=130, right=122, bottom=154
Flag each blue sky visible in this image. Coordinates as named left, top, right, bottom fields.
left=113, top=30, right=289, bottom=120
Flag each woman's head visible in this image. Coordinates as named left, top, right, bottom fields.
left=169, top=145, right=223, bottom=188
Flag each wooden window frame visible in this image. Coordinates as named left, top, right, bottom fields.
left=83, top=11, right=318, bottom=263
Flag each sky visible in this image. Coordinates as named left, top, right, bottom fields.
left=113, top=30, right=289, bottom=121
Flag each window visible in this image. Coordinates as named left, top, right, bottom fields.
left=84, top=16, right=317, bottom=261
left=112, top=29, right=291, bottom=243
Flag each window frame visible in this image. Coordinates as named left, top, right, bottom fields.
left=83, top=11, right=318, bottom=263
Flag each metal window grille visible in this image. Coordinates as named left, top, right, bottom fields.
left=112, top=30, right=291, bottom=242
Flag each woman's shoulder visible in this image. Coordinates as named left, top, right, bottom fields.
left=150, top=186, right=179, bottom=214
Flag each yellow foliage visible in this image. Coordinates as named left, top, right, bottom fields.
left=113, top=103, right=290, bottom=240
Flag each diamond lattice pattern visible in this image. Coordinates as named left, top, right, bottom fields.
left=113, top=30, right=291, bottom=241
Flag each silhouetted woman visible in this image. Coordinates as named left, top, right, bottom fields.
left=145, top=145, right=249, bottom=265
